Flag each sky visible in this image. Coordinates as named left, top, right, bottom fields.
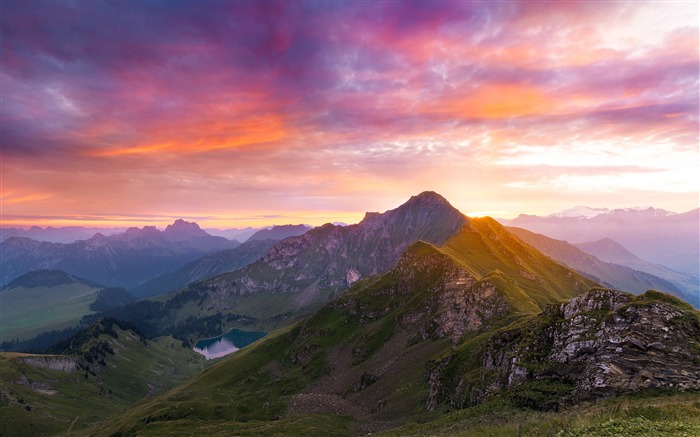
left=2, top=1, right=698, bottom=229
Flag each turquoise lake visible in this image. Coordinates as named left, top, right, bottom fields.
left=193, top=329, right=266, bottom=359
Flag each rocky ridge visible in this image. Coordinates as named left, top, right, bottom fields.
left=428, top=288, right=700, bottom=411
left=133, top=192, right=469, bottom=328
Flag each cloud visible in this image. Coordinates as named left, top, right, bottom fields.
left=1, top=1, right=697, bottom=225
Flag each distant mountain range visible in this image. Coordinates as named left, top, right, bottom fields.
left=130, top=225, right=312, bottom=298
left=507, top=227, right=698, bottom=308
left=0, top=220, right=240, bottom=288
left=202, top=226, right=263, bottom=242
left=1, top=225, right=127, bottom=243
left=499, top=207, right=699, bottom=277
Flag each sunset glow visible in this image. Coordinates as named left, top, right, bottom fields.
left=2, top=1, right=698, bottom=228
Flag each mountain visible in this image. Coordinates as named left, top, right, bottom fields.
left=0, top=318, right=206, bottom=436
left=91, top=240, right=698, bottom=436
left=0, top=270, right=136, bottom=344
left=162, top=218, right=211, bottom=240
left=104, top=195, right=598, bottom=347
left=574, top=238, right=699, bottom=306
left=0, top=269, right=101, bottom=291
left=574, top=237, right=643, bottom=264
left=0, top=226, right=126, bottom=243
left=0, top=220, right=240, bottom=288
left=500, top=207, right=699, bottom=277
left=130, top=224, right=312, bottom=298
left=246, top=224, right=311, bottom=241
left=105, top=192, right=472, bottom=335
left=546, top=206, right=676, bottom=219
left=203, top=226, right=263, bottom=242
left=506, top=227, right=698, bottom=307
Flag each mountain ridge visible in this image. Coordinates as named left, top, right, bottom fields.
left=104, top=192, right=470, bottom=335
left=505, top=226, right=698, bottom=308
left=89, top=239, right=698, bottom=435
left=499, top=207, right=699, bottom=277
left=130, top=225, right=312, bottom=298
left=0, top=220, right=240, bottom=288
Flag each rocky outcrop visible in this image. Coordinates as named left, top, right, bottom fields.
left=428, top=289, right=700, bottom=410
left=18, top=355, right=78, bottom=373
left=330, top=242, right=515, bottom=344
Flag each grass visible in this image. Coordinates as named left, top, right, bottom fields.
left=0, top=327, right=208, bottom=436
left=6, top=241, right=695, bottom=436
left=0, top=283, right=100, bottom=341
left=85, top=241, right=550, bottom=436
left=440, top=218, right=598, bottom=309
left=98, top=414, right=355, bottom=436
left=377, top=391, right=700, bottom=436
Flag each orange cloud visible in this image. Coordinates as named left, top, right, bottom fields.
left=1, top=191, right=53, bottom=205
left=90, top=114, right=290, bottom=157
left=437, top=84, right=552, bottom=119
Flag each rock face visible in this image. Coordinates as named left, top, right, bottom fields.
left=247, top=224, right=311, bottom=242
left=331, top=242, right=515, bottom=344
left=130, top=238, right=284, bottom=298
left=204, top=192, right=466, bottom=297
left=428, top=289, right=700, bottom=411
left=18, top=355, right=78, bottom=373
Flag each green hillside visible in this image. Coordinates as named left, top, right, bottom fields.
left=441, top=218, right=596, bottom=307
left=0, top=280, right=101, bottom=342
left=83, top=230, right=700, bottom=437
left=0, top=270, right=135, bottom=344
left=88, top=237, right=600, bottom=436
left=0, top=319, right=207, bottom=436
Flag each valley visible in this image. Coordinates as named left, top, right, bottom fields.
left=1, top=193, right=698, bottom=436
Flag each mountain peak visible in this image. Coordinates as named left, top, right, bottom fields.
left=1, top=269, right=101, bottom=291
left=405, top=191, right=451, bottom=206
left=247, top=224, right=311, bottom=242
left=163, top=219, right=209, bottom=240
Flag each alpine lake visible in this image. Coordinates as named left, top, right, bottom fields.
left=193, top=328, right=266, bottom=359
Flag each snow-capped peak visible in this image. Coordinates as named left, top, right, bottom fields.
left=547, top=206, right=610, bottom=219
left=546, top=206, right=676, bottom=220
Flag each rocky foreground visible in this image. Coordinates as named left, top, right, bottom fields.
left=429, top=288, right=700, bottom=410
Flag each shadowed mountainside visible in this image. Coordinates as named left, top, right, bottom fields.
left=0, top=220, right=239, bottom=288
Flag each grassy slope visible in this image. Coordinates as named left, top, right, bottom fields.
left=379, top=391, right=700, bottom=436
left=0, top=327, right=207, bottom=436
left=88, top=236, right=601, bottom=436
left=441, top=218, right=598, bottom=307
left=139, top=219, right=597, bottom=336
left=0, top=283, right=99, bottom=341
left=92, top=284, right=700, bottom=437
